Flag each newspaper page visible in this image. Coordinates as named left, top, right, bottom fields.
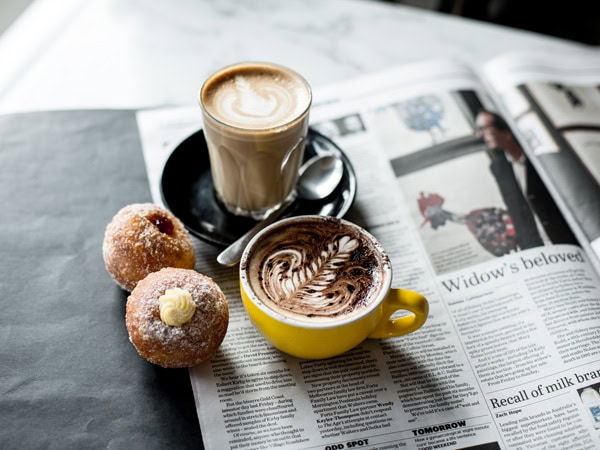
left=137, top=58, right=600, bottom=450
left=482, top=48, right=600, bottom=275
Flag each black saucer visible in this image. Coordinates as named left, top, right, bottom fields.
left=160, top=128, right=357, bottom=248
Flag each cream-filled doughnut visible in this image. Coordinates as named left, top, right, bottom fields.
left=126, top=268, right=229, bottom=368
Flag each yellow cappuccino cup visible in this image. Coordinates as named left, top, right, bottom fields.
left=239, top=215, right=429, bottom=359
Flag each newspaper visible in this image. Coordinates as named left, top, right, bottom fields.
left=137, top=51, right=600, bottom=450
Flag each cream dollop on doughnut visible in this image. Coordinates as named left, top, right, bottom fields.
left=159, top=288, right=196, bottom=326
left=103, top=203, right=195, bottom=292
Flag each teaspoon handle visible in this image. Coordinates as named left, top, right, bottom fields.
left=216, top=199, right=294, bottom=267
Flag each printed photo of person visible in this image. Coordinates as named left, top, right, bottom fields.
left=475, top=108, right=544, bottom=250
left=476, top=108, right=576, bottom=247
left=365, top=90, right=574, bottom=273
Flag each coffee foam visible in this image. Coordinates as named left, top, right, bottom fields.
left=202, top=65, right=310, bottom=130
left=245, top=218, right=387, bottom=323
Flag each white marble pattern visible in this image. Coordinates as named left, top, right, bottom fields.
left=0, top=0, right=585, bottom=113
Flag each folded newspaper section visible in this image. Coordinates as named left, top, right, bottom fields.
left=136, top=48, right=600, bottom=450
left=482, top=49, right=600, bottom=276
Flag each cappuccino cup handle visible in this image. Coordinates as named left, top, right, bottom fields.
left=368, top=289, right=429, bottom=339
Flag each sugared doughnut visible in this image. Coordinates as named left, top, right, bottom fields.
left=126, top=268, right=229, bottom=368
left=103, top=203, right=195, bottom=292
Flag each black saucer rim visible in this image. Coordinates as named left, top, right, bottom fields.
left=160, top=128, right=357, bottom=248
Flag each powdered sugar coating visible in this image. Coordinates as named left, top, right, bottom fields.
left=103, top=203, right=195, bottom=292
left=126, top=268, right=229, bottom=368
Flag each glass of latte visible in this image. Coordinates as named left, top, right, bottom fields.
left=199, top=62, right=312, bottom=220
left=239, top=215, right=429, bottom=359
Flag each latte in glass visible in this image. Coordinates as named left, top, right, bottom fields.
left=199, top=62, right=312, bottom=220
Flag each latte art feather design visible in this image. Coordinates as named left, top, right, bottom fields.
left=216, top=75, right=296, bottom=128
left=261, top=235, right=373, bottom=318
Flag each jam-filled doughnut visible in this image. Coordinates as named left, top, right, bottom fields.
left=126, top=268, right=229, bottom=368
left=103, top=203, right=195, bottom=292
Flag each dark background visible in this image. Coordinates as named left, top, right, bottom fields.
left=0, top=110, right=203, bottom=449
left=387, top=0, right=600, bottom=45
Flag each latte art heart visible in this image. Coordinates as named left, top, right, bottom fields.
left=202, top=66, right=310, bottom=130
left=215, top=75, right=295, bottom=127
